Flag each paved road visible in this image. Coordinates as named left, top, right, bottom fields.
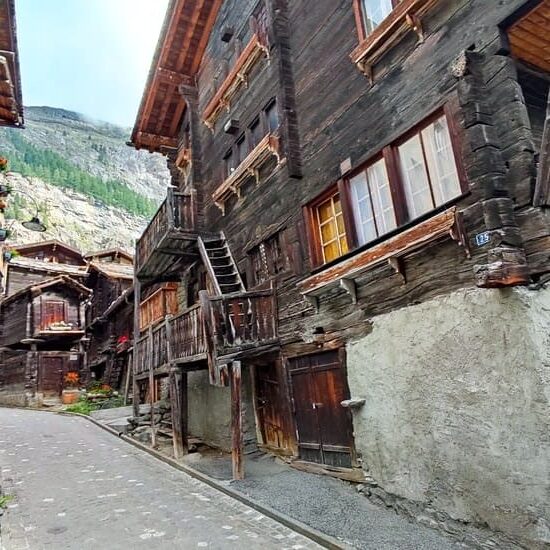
left=0, top=408, right=322, bottom=550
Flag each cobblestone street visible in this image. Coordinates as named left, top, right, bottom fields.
left=0, top=408, right=322, bottom=550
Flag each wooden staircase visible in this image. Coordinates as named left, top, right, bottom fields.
left=198, top=233, right=245, bottom=295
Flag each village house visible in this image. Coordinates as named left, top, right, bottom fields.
left=83, top=248, right=134, bottom=387
left=0, top=241, right=136, bottom=405
left=127, top=0, right=550, bottom=547
left=0, top=241, right=91, bottom=406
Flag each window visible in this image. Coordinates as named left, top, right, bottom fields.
left=224, top=149, right=234, bottom=178
left=349, top=158, right=397, bottom=245
left=42, top=301, right=66, bottom=328
left=221, top=98, right=280, bottom=181
left=249, top=117, right=262, bottom=151
left=360, top=0, right=397, bottom=36
left=397, top=116, right=461, bottom=220
left=236, top=134, right=247, bottom=164
left=305, top=110, right=465, bottom=266
left=316, top=192, right=349, bottom=263
left=266, top=101, right=279, bottom=133
left=249, top=232, right=288, bottom=286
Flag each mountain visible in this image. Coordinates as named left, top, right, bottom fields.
left=0, top=106, right=170, bottom=253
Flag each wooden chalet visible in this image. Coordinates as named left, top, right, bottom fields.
left=0, top=0, right=23, bottom=127
left=0, top=241, right=92, bottom=405
left=0, top=275, right=91, bottom=405
left=130, top=0, right=550, bottom=546
left=83, top=255, right=133, bottom=388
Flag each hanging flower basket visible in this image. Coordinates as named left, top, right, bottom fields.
left=0, top=228, right=11, bottom=242
left=0, top=157, right=8, bottom=173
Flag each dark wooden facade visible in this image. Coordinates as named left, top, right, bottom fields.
left=130, top=3, right=550, bottom=541
left=84, top=255, right=134, bottom=390
left=0, top=0, right=23, bottom=127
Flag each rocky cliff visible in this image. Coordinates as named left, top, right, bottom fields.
left=0, top=106, right=170, bottom=253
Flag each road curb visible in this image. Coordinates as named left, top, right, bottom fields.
left=54, top=409, right=348, bottom=549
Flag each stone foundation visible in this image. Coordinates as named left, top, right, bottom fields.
left=346, top=286, right=550, bottom=549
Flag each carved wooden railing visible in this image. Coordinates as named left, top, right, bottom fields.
left=206, top=289, right=278, bottom=354
left=135, top=188, right=196, bottom=273
left=139, top=284, right=179, bottom=331
left=203, top=33, right=269, bottom=130
left=133, top=291, right=277, bottom=378
left=213, top=134, right=281, bottom=213
left=172, top=304, right=208, bottom=360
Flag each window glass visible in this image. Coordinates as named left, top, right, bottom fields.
left=249, top=117, right=262, bottom=151
left=266, top=101, right=279, bottom=133
left=398, top=134, right=434, bottom=219
left=316, top=193, right=348, bottom=263
left=361, top=0, right=394, bottom=36
left=350, top=159, right=397, bottom=245
left=421, top=116, right=461, bottom=205
left=236, top=135, right=247, bottom=164
left=224, top=150, right=234, bottom=178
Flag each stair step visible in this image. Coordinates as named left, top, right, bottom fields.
left=213, top=265, right=235, bottom=275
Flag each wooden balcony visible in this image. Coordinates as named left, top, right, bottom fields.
left=135, top=187, right=199, bottom=281
left=350, top=0, right=438, bottom=82
left=213, top=134, right=281, bottom=213
left=139, top=283, right=179, bottom=332
left=133, top=290, right=278, bottom=380
left=203, top=33, right=269, bottom=130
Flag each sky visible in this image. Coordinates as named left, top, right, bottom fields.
left=16, top=0, right=169, bottom=128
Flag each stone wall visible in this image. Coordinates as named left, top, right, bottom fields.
left=346, top=285, right=550, bottom=549
left=188, top=368, right=257, bottom=452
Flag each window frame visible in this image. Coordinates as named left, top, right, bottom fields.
left=305, top=106, right=468, bottom=267
left=221, top=97, right=281, bottom=182
left=352, top=0, right=401, bottom=42
left=247, top=229, right=291, bottom=288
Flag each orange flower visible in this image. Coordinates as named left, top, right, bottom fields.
left=64, top=372, right=79, bottom=387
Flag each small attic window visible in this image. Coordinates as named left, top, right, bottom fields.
left=221, top=26, right=234, bottom=43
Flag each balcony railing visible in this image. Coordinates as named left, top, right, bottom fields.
left=135, top=187, right=197, bottom=277
left=133, top=290, right=278, bottom=378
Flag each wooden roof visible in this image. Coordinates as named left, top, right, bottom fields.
left=507, top=0, right=550, bottom=72
left=1, top=276, right=92, bottom=306
left=13, top=240, right=85, bottom=263
left=84, top=248, right=134, bottom=264
left=131, top=0, right=223, bottom=152
left=87, top=261, right=134, bottom=281
left=0, top=0, right=23, bottom=127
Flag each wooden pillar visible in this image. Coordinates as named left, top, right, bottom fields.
left=132, top=276, right=141, bottom=418
left=169, top=367, right=188, bottom=459
left=148, top=325, right=156, bottom=448
left=229, top=361, right=243, bottom=480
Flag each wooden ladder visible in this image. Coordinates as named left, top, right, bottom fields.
left=198, top=233, right=246, bottom=296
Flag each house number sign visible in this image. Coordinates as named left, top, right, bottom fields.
left=475, top=232, right=490, bottom=247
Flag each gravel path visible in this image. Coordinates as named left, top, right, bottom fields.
left=184, top=451, right=466, bottom=550
left=0, top=408, right=321, bottom=550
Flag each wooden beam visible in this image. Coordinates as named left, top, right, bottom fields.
left=148, top=325, right=157, bottom=448
left=230, top=361, right=243, bottom=480
left=135, top=131, right=178, bottom=151
left=169, top=366, right=187, bottom=458
left=132, top=276, right=141, bottom=418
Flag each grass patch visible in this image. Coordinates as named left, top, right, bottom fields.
left=65, top=398, right=100, bottom=416
left=0, top=495, right=13, bottom=509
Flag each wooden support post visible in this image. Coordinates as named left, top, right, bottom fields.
left=148, top=325, right=156, bottom=448
left=229, top=361, right=243, bottom=480
left=132, top=276, right=141, bottom=418
left=169, top=367, right=188, bottom=459
left=123, top=351, right=131, bottom=406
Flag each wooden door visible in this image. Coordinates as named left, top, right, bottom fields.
left=39, top=356, right=64, bottom=396
left=256, top=363, right=286, bottom=449
left=288, top=350, right=354, bottom=468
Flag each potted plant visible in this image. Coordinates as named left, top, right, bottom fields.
left=3, top=249, right=19, bottom=262
left=61, top=372, right=81, bottom=405
left=0, top=157, right=8, bottom=173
